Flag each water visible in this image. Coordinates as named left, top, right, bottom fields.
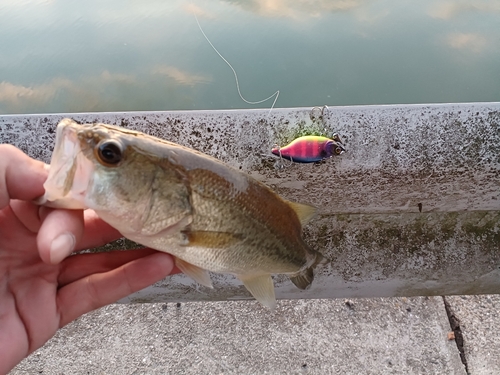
left=0, top=0, right=499, bottom=114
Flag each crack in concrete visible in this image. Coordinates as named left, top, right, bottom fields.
left=443, top=296, right=470, bottom=375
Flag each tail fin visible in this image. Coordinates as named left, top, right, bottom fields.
left=289, top=251, right=328, bottom=290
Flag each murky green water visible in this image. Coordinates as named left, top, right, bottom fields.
left=0, top=0, right=499, bottom=114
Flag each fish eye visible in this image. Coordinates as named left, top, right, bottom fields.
left=96, top=140, right=123, bottom=166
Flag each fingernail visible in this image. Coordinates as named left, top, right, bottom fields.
left=50, top=233, right=76, bottom=264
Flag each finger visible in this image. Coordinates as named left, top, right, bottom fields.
left=0, top=144, right=47, bottom=209
left=0, top=205, right=35, bottom=243
left=9, top=200, right=43, bottom=233
left=37, top=209, right=84, bottom=264
left=39, top=208, right=122, bottom=252
left=77, top=210, right=122, bottom=251
left=58, top=248, right=179, bottom=286
left=57, top=252, right=176, bottom=327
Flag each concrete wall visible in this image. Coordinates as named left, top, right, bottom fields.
left=1, top=102, right=499, bottom=303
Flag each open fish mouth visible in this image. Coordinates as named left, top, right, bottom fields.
left=38, top=119, right=95, bottom=209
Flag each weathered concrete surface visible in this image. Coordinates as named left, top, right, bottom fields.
left=2, top=103, right=498, bottom=302
left=2, top=103, right=499, bottom=214
left=11, top=298, right=465, bottom=375
left=445, top=295, right=500, bottom=375
left=121, top=210, right=500, bottom=304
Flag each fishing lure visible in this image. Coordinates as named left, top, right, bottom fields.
left=272, top=134, right=346, bottom=163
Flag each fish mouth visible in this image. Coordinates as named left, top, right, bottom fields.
left=37, top=119, right=95, bottom=209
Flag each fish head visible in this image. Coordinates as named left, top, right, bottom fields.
left=40, top=118, right=192, bottom=236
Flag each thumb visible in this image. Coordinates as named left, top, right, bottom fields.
left=37, top=207, right=85, bottom=264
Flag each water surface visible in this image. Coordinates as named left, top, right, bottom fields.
left=0, top=0, right=499, bottom=114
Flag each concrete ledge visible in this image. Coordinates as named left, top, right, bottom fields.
left=1, top=102, right=499, bottom=303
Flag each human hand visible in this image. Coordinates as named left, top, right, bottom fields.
left=0, top=145, right=178, bottom=374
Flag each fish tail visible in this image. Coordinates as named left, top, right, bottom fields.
left=289, top=250, right=327, bottom=290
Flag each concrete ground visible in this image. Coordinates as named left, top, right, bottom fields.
left=12, top=295, right=497, bottom=375
left=444, top=295, right=500, bottom=375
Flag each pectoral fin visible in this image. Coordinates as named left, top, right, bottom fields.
left=182, top=231, right=243, bottom=248
left=238, top=274, right=276, bottom=309
left=175, top=258, right=213, bottom=288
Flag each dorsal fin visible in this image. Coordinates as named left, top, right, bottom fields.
left=285, top=200, right=317, bottom=226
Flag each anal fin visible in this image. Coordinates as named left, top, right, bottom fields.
left=238, top=274, right=276, bottom=309
left=175, top=258, right=213, bottom=288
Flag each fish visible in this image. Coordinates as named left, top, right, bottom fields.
left=39, top=118, right=326, bottom=308
left=272, top=135, right=345, bottom=163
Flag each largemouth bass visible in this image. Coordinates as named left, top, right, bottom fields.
left=39, top=118, right=325, bottom=308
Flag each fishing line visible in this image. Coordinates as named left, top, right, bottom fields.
left=194, top=14, right=279, bottom=115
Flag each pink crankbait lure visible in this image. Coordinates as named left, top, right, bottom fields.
left=272, top=134, right=346, bottom=163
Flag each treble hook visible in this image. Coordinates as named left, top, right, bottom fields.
left=273, top=143, right=294, bottom=169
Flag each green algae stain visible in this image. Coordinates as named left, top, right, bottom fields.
left=275, top=118, right=333, bottom=147
left=461, top=211, right=500, bottom=244
left=440, top=212, right=460, bottom=241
